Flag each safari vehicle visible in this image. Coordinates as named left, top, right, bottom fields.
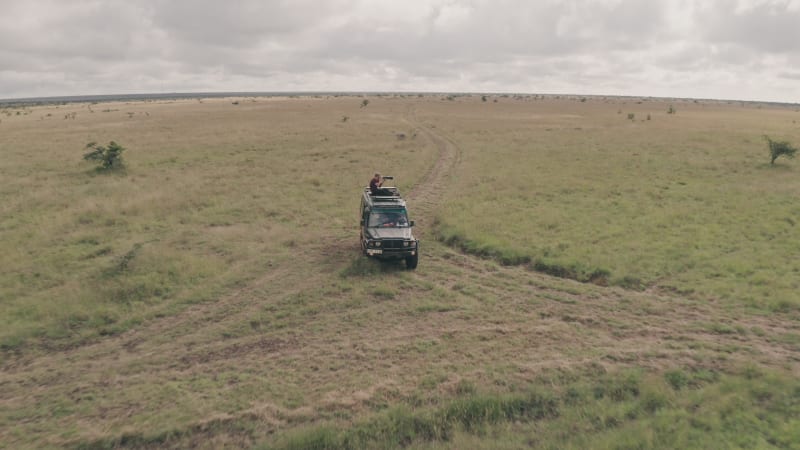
left=360, top=176, right=419, bottom=269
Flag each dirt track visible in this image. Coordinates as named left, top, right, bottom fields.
left=402, top=107, right=461, bottom=233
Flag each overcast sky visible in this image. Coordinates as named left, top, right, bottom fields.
left=1, top=0, right=799, bottom=102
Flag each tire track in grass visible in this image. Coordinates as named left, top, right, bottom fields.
left=401, top=107, right=461, bottom=236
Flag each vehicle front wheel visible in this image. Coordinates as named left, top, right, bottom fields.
left=405, top=253, right=418, bottom=270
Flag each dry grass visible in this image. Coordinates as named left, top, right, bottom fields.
left=0, top=95, right=798, bottom=449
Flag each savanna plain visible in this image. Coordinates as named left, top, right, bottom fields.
left=1, top=94, right=799, bottom=449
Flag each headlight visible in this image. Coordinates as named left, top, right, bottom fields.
left=403, top=241, right=410, bottom=247
left=375, top=241, right=381, bottom=247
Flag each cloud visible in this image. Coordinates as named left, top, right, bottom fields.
left=0, top=0, right=798, bottom=102
left=150, top=0, right=345, bottom=47
left=699, top=0, right=800, bottom=53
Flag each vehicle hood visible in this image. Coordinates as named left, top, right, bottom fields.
left=366, top=227, right=414, bottom=240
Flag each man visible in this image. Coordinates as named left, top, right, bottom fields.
left=369, top=173, right=394, bottom=196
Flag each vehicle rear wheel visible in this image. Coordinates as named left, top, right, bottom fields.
left=405, top=253, right=418, bottom=270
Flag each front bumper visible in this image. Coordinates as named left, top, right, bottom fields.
left=366, top=248, right=417, bottom=257
left=364, top=240, right=418, bottom=259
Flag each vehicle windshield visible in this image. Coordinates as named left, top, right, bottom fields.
left=368, top=209, right=409, bottom=228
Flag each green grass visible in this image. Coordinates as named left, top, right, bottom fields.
left=265, top=365, right=799, bottom=450
left=2, top=95, right=798, bottom=449
left=0, top=96, right=437, bottom=354
left=427, top=99, right=800, bottom=311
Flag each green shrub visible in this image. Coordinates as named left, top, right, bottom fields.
left=764, top=135, right=797, bottom=165
left=83, top=141, right=125, bottom=170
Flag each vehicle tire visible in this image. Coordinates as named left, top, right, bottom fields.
left=405, top=253, right=418, bottom=270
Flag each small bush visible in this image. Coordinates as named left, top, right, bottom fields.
left=764, top=135, right=797, bottom=165
left=83, top=141, right=125, bottom=170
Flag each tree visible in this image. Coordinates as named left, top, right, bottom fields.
left=83, top=141, right=125, bottom=170
left=360, top=99, right=369, bottom=108
left=764, top=135, right=797, bottom=165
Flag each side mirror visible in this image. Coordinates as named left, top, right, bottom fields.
left=409, top=220, right=415, bottom=227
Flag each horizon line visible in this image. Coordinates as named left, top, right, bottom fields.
left=1, top=90, right=798, bottom=107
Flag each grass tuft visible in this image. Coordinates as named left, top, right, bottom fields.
left=271, top=389, right=559, bottom=449
left=281, top=426, right=340, bottom=450
left=339, top=256, right=382, bottom=277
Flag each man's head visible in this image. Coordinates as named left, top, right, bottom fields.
left=373, top=172, right=381, bottom=180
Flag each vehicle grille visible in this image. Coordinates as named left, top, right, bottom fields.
left=381, top=239, right=405, bottom=249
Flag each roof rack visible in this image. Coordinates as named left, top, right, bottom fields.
left=363, top=186, right=406, bottom=207
left=363, top=186, right=402, bottom=196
